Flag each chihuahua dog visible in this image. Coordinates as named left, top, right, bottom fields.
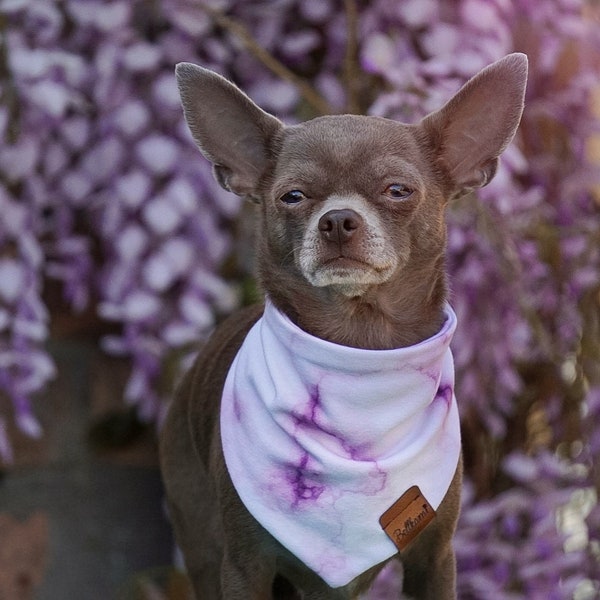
left=160, top=54, right=528, bottom=599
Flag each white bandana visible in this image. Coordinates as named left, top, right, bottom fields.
left=220, top=300, right=461, bottom=588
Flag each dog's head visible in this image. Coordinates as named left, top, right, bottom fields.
left=176, top=55, right=527, bottom=347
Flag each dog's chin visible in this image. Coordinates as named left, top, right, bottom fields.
left=304, top=258, right=396, bottom=298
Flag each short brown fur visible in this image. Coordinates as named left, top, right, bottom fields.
left=160, top=54, right=528, bottom=599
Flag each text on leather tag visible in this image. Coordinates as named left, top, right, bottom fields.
left=379, top=485, right=436, bottom=551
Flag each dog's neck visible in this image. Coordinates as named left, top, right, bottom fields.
left=263, top=254, right=448, bottom=351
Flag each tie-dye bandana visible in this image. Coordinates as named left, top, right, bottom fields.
left=220, top=299, right=461, bottom=588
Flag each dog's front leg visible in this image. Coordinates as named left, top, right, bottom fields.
left=217, top=482, right=279, bottom=599
left=401, top=547, right=456, bottom=600
left=399, top=463, right=462, bottom=600
left=220, top=545, right=276, bottom=599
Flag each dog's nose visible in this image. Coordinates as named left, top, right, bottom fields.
left=318, top=209, right=363, bottom=244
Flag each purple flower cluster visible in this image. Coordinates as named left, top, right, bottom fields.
left=456, top=452, right=592, bottom=599
left=0, top=0, right=239, bottom=434
left=0, top=0, right=598, bottom=595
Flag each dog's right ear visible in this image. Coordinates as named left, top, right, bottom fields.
left=419, top=53, right=528, bottom=198
left=176, top=63, right=283, bottom=199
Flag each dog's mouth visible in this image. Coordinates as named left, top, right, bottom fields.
left=322, top=255, right=372, bottom=270
left=305, top=253, right=397, bottom=292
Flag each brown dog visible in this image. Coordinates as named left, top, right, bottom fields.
left=160, top=54, right=528, bottom=599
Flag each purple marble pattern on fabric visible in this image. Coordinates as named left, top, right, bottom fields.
left=221, top=301, right=461, bottom=587
left=286, top=452, right=327, bottom=507
left=279, top=384, right=388, bottom=509
left=435, top=384, right=454, bottom=405
left=232, top=391, right=243, bottom=421
left=415, top=364, right=441, bottom=386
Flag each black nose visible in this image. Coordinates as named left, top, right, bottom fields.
left=318, top=209, right=363, bottom=244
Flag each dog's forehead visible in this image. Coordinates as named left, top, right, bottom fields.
left=275, top=115, right=421, bottom=177
left=281, top=115, right=416, bottom=156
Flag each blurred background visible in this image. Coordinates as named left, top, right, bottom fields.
left=0, top=0, right=599, bottom=598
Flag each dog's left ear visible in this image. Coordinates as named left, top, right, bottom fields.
left=420, top=53, right=528, bottom=196
left=176, top=63, right=283, bottom=199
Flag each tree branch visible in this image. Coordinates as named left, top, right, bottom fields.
left=343, top=0, right=361, bottom=114
left=197, top=2, right=333, bottom=116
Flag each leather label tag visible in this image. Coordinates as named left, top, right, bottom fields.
left=379, top=485, right=436, bottom=551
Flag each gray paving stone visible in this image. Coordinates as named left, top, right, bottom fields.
left=0, top=463, right=173, bottom=600
left=0, top=337, right=175, bottom=600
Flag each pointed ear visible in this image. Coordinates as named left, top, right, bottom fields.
left=176, top=63, right=283, bottom=199
left=420, top=53, right=528, bottom=196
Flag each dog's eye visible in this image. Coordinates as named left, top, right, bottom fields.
left=280, top=190, right=306, bottom=205
left=384, top=184, right=413, bottom=201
